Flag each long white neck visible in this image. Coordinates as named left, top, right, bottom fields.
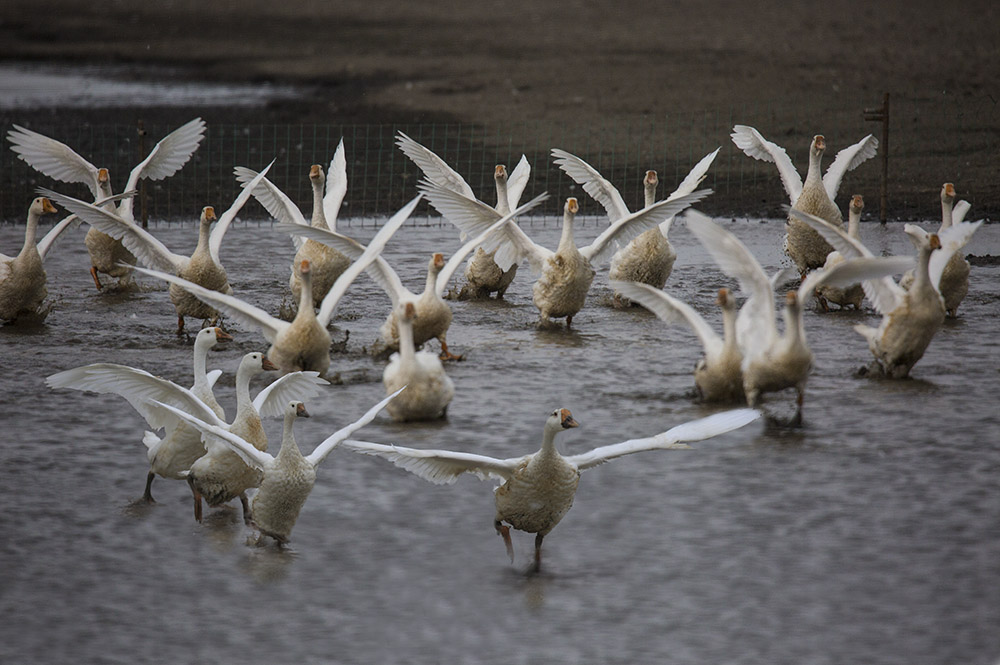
left=495, top=177, right=511, bottom=215
left=276, top=412, right=303, bottom=460
left=721, top=304, right=738, bottom=353
left=847, top=207, right=861, bottom=239
left=539, top=423, right=562, bottom=456
left=311, top=178, right=328, bottom=229
left=911, top=243, right=935, bottom=295
left=804, top=147, right=824, bottom=186
left=295, top=272, right=314, bottom=318
left=192, top=338, right=212, bottom=389
left=643, top=181, right=657, bottom=208
left=940, top=197, right=954, bottom=231
left=193, top=219, right=212, bottom=258
left=20, top=208, right=41, bottom=257
left=783, top=303, right=806, bottom=349
left=234, top=361, right=258, bottom=421
left=557, top=210, right=577, bottom=253
left=397, top=315, right=416, bottom=364
left=423, top=266, right=439, bottom=296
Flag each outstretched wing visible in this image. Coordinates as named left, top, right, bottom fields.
left=731, top=125, right=803, bottom=204
left=551, top=148, right=630, bottom=222
left=324, top=139, right=349, bottom=228
left=152, top=400, right=272, bottom=470
left=252, top=371, right=329, bottom=418
left=823, top=134, right=878, bottom=201
left=120, top=118, right=206, bottom=220
left=659, top=148, right=720, bottom=235
left=610, top=280, right=723, bottom=358
left=7, top=125, right=104, bottom=198
left=305, top=388, right=405, bottom=466
left=566, top=408, right=761, bottom=471
left=798, top=256, right=915, bottom=302
left=396, top=131, right=475, bottom=199
left=580, top=189, right=711, bottom=265
left=506, top=155, right=531, bottom=209
left=340, top=439, right=527, bottom=485
left=929, top=220, right=983, bottom=291
left=209, top=160, right=274, bottom=264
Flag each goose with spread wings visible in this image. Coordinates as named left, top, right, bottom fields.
left=132, top=195, right=421, bottom=376
left=40, top=162, right=273, bottom=332
left=731, top=125, right=878, bottom=276
left=152, top=390, right=401, bottom=546
left=396, top=131, right=531, bottom=299
left=1, top=196, right=68, bottom=322
left=342, top=407, right=760, bottom=570
left=552, top=147, right=719, bottom=304
left=234, top=142, right=352, bottom=308
left=9, top=119, right=205, bottom=289
left=685, top=211, right=914, bottom=419
left=277, top=193, right=547, bottom=358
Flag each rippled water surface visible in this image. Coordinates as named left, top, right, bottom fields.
left=2, top=217, right=999, bottom=664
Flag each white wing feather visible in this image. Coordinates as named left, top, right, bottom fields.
left=566, top=408, right=761, bottom=471
left=120, top=118, right=206, bottom=220
left=506, top=155, right=531, bottom=209
left=305, top=388, right=404, bottom=466
left=323, top=139, right=349, bottom=228
left=929, top=220, right=983, bottom=291
left=340, top=439, right=526, bottom=485
left=152, top=400, right=272, bottom=470
left=731, top=125, right=803, bottom=204
left=7, top=125, right=103, bottom=198
left=551, top=148, right=630, bottom=222
left=209, top=160, right=274, bottom=264
left=609, top=280, right=723, bottom=358
left=822, top=134, right=878, bottom=201
left=396, top=131, right=475, bottom=199
left=252, top=371, right=329, bottom=418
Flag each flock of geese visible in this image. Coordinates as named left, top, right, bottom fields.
left=2, top=117, right=983, bottom=569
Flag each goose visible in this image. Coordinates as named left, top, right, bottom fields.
left=131, top=195, right=421, bottom=376
left=383, top=302, right=455, bottom=421
left=551, top=147, right=719, bottom=304
left=278, top=193, right=548, bottom=357
left=789, top=207, right=982, bottom=378
left=611, top=282, right=745, bottom=403
left=8, top=119, right=206, bottom=290
left=685, top=211, right=914, bottom=418
left=342, top=407, right=760, bottom=570
left=0, top=196, right=72, bottom=322
left=396, top=131, right=530, bottom=299
left=815, top=194, right=867, bottom=311
left=899, top=183, right=975, bottom=317
left=731, top=125, right=878, bottom=276
left=47, top=352, right=329, bottom=521
left=42, top=164, right=274, bottom=332
left=234, top=142, right=351, bottom=308
left=152, top=390, right=402, bottom=546
left=419, top=184, right=709, bottom=327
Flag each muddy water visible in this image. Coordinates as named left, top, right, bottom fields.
left=2, top=216, right=999, bottom=664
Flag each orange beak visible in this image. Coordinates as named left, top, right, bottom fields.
left=214, top=327, right=233, bottom=342
left=560, top=408, right=579, bottom=429
left=567, top=198, right=579, bottom=214
left=262, top=357, right=278, bottom=371
left=41, top=198, right=58, bottom=214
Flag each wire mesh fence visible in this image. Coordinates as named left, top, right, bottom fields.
left=2, top=96, right=995, bottom=225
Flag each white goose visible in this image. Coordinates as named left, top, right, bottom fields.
left=552, top=147, right=719, bottom=303
left=234, top=142, right=351, bottom=308
left=397, top=131, right=530, bottom=299
left=278, top=194, right=547, bottom=357
left=815, top=194, right=867, bottom=311
left=132, top=195, right=420, bottom=376
left=152, top=390, right=401, bottom=546
left=685, top=211, right=914, bottom=418
left=343, top=407, right=760, bottom=570
left=611, top=281, right=745, bottom=403
left=8, top=119, right=206, bottom=289
left=48, top=326, right=231, bottom=501
left=731, top=125, right=878, bottom=276
left=789, top=207, right=982, bottom=378
left=47, top=352, right=328, bottom=521
left=419, top=184, right=709, bottom=327
left=899, top=183, right=976, bottom=317
left=383, top=302, right=455, bottom=421
left=0, top=196, right=67, bottom=322
left=41, top=163, right=274, bottom=332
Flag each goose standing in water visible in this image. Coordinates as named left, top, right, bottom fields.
left=899, top=183, right=976, bottom=317
left=342, top=407, right=760, bottom=571
left=152, top=391, right=401, bottom=547
left=8, top=119, right=206, bottom=290
left=611, top=282, right=745, bottom=403
left=790, top=207, right=982, bottom=378
left=279, top=194, right=547, bottom=358
left=815, top=194, right=867, bottom=311
left=235, top=142, right=351, bottom=308
left=685, top=211, right=914, bottom=420
left=731, top=125, right=878, bottom=277
left=41, top=164, right=274, bottom=332
left=551, top=147, right=719, bottom=304
left=383, top=302, right=455, bottom=421
left=0, top=197, right=68, bottom=322
left=420, top=184, right=708, bottom=328
left=396, top=131, right=530, bottom=299
left=133, top=196, right=421, bottom=376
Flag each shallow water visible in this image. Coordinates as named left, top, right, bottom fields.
left=2, top=216, right=999, bottom=665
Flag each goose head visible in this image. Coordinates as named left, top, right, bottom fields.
left=428, top=252, right=445, bottom=274
left=97, top=168, right=111, bottom=187
left=903, top=224, right=942, bottom=252
left=644, top=170, right=658, bottom=188
left=495, top=164, right=508, bottom=183
left=298, top=258, right=312, bottom=280
left=200, top=206, right=217, bottom=225
left=850, top=194, right=864, bottom=215
left=546, top=407, right=579, bottom=433
left=30, top=197, right=58, bottom=217
left=716, top=287, right=736, bottom=312
left=245, top=351, right=278, bottom=373
left=399, top=301, right=418, bottom=323
left=811, top=135, right=826, bottom=155
left=287, top=401, right=310, bottom=419
left=941, top=183, right=956, bottom=205
left=309, top=164, right=324, bottom=184
left=195, top=326, right=232, bottom=349
left=565, top=197, right=579, bottom=215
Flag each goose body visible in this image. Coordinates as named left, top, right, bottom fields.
left=815, top=194, right=866, bottom=310
left=0, top=197, right=67, bottom=322
left=531, top=199, right=595, bottom=323
left=552, top=148, right=719, bottom=303
left=133, top=196, right=420, bottom=376
left=731, top=126, right=878, bottom=276
left=155, top=391, right=400, bottom=545
left=42, top=162, right=272, bottom=331
left=343, top=407, right=760, bottom=570
left=8, top=119, right=205, bottom=289
left=383, top=302, right=455, bottom=421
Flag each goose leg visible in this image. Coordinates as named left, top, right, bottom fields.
left=239, top=493, right=253, bottom=525
left=792, top=386, right=805, bottom=426
left=438, top=339, right=463, bottom=362
left=565, top=314, right=574, bottom=329
left=89, top=266, right=103, bottom=291
left=495, top=520, right=514, bottom=563
left=187, top=476, right=203, bottom=522
left=176, top=314, right=185, bottom=335
left=534, top=533, right=544, bottom=572
left=142, top=471, right=156, bottom=504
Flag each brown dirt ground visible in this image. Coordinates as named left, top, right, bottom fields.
left=1, top=0, right=998, bottom=218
